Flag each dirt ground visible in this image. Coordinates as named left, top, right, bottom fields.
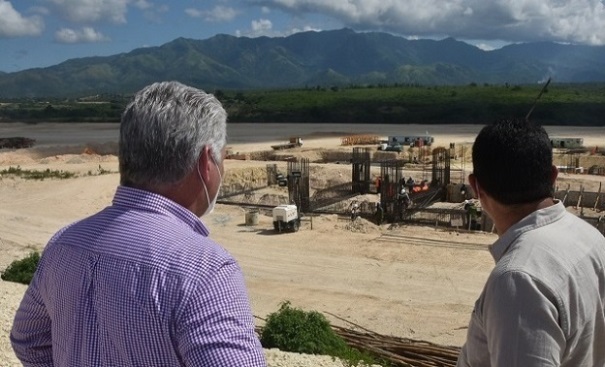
left=1, top=122, right=604, bottom=365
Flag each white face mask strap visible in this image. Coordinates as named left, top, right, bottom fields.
left=212, top=154, right=223, bottom=183
left=197, top=152, right=222, bottom=217
left=197, top=164, right=212, bottom=205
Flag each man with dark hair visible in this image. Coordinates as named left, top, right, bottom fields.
left=457, top=118, right=605, bottom=367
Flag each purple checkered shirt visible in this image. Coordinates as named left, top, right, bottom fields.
left=10, top=185, right=267, bottom=367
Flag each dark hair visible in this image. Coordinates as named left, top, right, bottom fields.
left=472, top=118, right=553, bottom=204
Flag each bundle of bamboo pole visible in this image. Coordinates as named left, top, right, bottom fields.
left=327, top=313, right=460, bottom=367
left=256, top=312, right=461, bottom=367
left=331, top=324, right=460, bottom=367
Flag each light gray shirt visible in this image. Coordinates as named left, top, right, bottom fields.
left=457, top=201, right=605, bottom=367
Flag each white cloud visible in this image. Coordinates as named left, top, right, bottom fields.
left=466, top=38, right=512, bottom=51
left=185, top=5, right=238, bottom=22
left=236, top=20, right=321, bottom=38
left=473, top=43, right=496, bottom=51
left=251, top=18, right=273, bottom=34
left=255, top=0, right=605, bottom=45
left=261, top=6, right=271, bottom=14
left=236, top=18, right=276, bottom=37
left=29, top=6, right=50, bottom=15
left=185, top=8, right=203, bottom=18
left=139, top=2, right=169, bottom=23
left=0, top=0, right=44, bottom=37
left=133, top=0, right=152, bottom=10
left=47, top=0, right=129, bottom=24
left=55, top=26, right=110, bottom=43
left=285, top=25, right=321, bottom=35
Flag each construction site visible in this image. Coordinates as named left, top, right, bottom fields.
left=219, top=133, right=605, bottom=236
left=3, top=122, right=605, bottom=367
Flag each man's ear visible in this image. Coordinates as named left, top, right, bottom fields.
left=550, top=165, right=559, bottom=184
left=197, top=146, right=212, bottom=181
left=469, top=173, right=480, bottom=200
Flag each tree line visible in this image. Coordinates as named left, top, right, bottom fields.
left=1, top=83, right=604, bottom=126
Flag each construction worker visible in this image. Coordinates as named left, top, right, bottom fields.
left=350, top=201, right=360, bottom=221
left=406, top=177, right=415, bottom=192
left=464, top=199, right=480, bottom=230
left=460, top=183, right=467, bottom=199
left=375, top=202, right=384, bottom=225
left=399, top=187, right=411, bottom=205
left=397, top=187, right=412, bottom=221
left=375, top=176, right=382, bottom=194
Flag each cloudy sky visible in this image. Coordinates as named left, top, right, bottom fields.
left=1, top=0, right=604, bottom=72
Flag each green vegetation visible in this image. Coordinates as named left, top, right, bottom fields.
left=220, top=83, right=605, bottom=125
left=260, top=301, right=380, bottom=366
left=0, top=96, right=125, bottom=122
left=1, top=83, right=604, bottom=125
left=1, top=252, right=40, bottom=285
left=0, top=166, right=76, bottom=180
left=1, top=165, right=114, bottom=180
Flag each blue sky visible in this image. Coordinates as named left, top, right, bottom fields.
left=1, top=0, right=604, bottom=73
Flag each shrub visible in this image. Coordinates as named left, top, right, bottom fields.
left=0, top=166, right=75, bottom=180
left=96, top=165, right=111, bottom=175
left=260, top=301, right=378, bottom=366
left=1, top=252, right=40, bottom=285
left=89, top=165, right=113, bottom=176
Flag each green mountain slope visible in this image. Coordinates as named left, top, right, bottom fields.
left=1, top=28, right=604, bottom=98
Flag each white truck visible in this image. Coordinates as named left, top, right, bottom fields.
left=271, top=137, right=303, bottom=150
left=272, top=204, right=300, bottom=233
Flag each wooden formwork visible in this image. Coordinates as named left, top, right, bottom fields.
left=340, top=134, right=381, bottom=146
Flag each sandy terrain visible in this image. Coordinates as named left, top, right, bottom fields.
left=1, top=122, right=604, bottom=366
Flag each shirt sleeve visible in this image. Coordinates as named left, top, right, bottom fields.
left=176, top=259, right=267, bottom=367
left=10, top=272, right=54, bottom=367
left=483, top=270, right=565, bottom=367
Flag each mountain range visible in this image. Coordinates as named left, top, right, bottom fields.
left=2, top=28, right=605, bottom=98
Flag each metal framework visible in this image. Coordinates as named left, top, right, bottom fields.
left=288, top=159, right=310, bottom=212
left=432, top=147, right=451, bottom=188
left=266, top=164, right=278, bottom=186
left=379, top=160, right=406, bottom=222
left=563, top=150, right=585, bottom=174
left=352, top=147, right=371, bottom=194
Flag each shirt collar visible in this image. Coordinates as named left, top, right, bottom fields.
left=489, top=200, right=566, bottom=262
left=112, top=185, right=209, bottom=236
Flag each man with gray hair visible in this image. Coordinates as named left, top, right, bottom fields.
left=11, top=81, right=267, bottom=366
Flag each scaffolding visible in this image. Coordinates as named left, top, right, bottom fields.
left=449, top=142, right=468, bottom=184
left=352, top=147, right=371, bottom=194
left=288, top=159, right=310, bottom=212
left=379, top=160, right=406, bottom=223
left=266, top=164, right=278, bottom=186
left=432, top=147, right=451, bottom=188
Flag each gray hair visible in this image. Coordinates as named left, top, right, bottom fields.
left=119, top=81, right=227, bottom=188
